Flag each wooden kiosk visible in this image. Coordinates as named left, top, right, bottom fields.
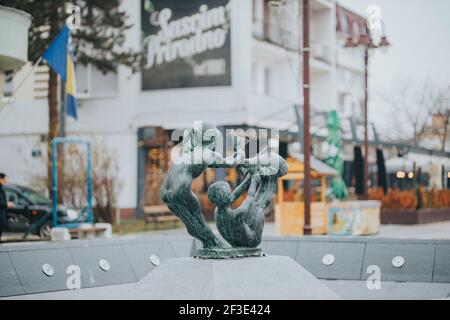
left=275, top=154, right=337, bottom=235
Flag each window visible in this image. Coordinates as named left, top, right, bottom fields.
left=253, top=0, right=264, bottom=22
left=264, top=67, right=272, bottom=96
left=252, top=63, right=263, bottom=95
left=20, top=187, right=50, bottom=205
left=252, top=0, right=265, bottom=38
left=75, top=64, right=118, bottom=98
left=4, top=189, right=18, bottom=204
left=1, top=71, right=15, bottom=105
left=252, top=64, right=272, bottom=96
left=338, top=93, right=346, bottom=114
left=2, top=72, right=13, bottom=98
left=76, top=63, right=89, bottom=96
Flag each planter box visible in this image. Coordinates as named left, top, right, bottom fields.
left=328, top=201, right=381, bottom=236
left=381, top=208, right=450, bottom=224
left=275, top=202, right=328, bottom=236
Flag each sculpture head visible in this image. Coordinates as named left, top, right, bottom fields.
left=201, top=122, right=220, bottom=150
left=186, top=122, right=220, bottom=152
left=208, top=181, right=231, bottom=207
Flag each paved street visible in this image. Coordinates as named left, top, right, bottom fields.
left=4, top=221, right=450, bottom=244
left=123, top=221, right=450, bottom=240
left=374, top=222, right=450, bottom=239
left=2, top=220, right=450, bottom=244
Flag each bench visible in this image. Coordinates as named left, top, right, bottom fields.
left=143, top=205, right=179, bottom=229
left=68, top=226, right=108, bottom=240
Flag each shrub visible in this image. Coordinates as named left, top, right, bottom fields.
left=369, top=187, right=450, bottom=210
left=30, top=140, right=122, bottom=223
left=377, top=189, right=417, bottom=209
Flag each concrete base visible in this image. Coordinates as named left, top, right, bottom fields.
left=5, top=256, right=340, bottom=300
left=196, top=247, right=263, bottom=259
left=94, top=223, right=113, bottom=238
left=132, top=255, right=340, bottom=299
left=77, top=223, right=96, bottom=240
left=50, top=228, right=71, bottom=241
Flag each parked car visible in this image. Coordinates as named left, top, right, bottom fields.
left=3, top=184, right=89, bottom=238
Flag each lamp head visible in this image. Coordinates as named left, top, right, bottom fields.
left=344, top=36, right=357, bottom=48
left=379, top=36, right=391, bottom=48
left=357, top=34, right=372, bottom=47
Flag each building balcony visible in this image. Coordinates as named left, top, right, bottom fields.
left=252, top=18, right=332, bottom=65
left=0, top=5, right=31, bottom=71
left=311, top=40, right=332, bottom=65
left=252, top=18, right=299, bottom=52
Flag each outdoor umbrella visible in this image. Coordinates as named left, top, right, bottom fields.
left=376, top=148, right=388, bottom=194
left=353, top=146, right=364, bottom=195
left=417, top=167, right=423, bottom=186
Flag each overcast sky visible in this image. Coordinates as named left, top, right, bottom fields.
left=338, top=0, right=450, bottom=128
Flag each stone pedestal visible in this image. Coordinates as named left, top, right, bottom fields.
left=131, top=255, right=340, bottom=299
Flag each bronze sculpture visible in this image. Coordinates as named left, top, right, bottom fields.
left=161, top=123, right=287, bottom=258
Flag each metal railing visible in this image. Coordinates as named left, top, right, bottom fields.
left=252, top=19, right=332, bottom=64
left=252, top=18, right=299, bottom=52
left=310, top=40, right=332, bottom=64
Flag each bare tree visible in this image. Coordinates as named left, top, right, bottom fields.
left=29, top=139, right=122, bottom=223
left=429, top=86, right=450, bottom=151
left=381, top=78, right=450, bottom=150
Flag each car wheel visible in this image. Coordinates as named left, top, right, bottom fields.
left=39, top=221, right=53, bottom=239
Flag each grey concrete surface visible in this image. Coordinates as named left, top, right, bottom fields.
left=433, top=245, right=450, bottom=282
left=2, top=222, right=450, bottom=300
left=322, top=280, right=450, bottom=300
left=125, top=221, right=450, bottom=240
left=2, top=221, right=450, bottom=243
left=5, top=256, right=341, bottom=300
left=361, top=243, right=435, bottom=282
left=296, top=241, right=366, bottom=280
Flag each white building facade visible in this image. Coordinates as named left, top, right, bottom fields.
left=0, top=0, right=367, bottom=217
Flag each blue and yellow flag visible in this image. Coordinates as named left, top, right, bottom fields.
left=43, top=25, right=78, bottom=120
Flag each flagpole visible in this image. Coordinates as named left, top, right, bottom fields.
left=58, top=74, right=66, bottom=204
left=60, top=76, right=66, bottom=138
left=10, top=56, right=43, bottom=97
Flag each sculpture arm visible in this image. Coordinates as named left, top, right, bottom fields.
left=208, top=150, right=243, bottom=168
left=234, top=176, right=260, bottom=220
left=182, top=129, right=194, bottom=154
left=229, top=174, right=251, bottom=204
left=247, top=175, right=260, bottom=198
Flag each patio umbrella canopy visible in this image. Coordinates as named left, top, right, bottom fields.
left=353, top=146, right=364, bottom=195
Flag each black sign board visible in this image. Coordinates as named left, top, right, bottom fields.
left=141, top=0, right=232, bottom=90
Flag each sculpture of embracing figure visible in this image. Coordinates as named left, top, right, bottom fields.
left=161, top=122, right=287, bottom=258
left=209, top=150, right=287, bottom=248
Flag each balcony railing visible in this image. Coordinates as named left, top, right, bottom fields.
left=252, top=18, right=299, bottom=52
left=252, top=19, right=332, bottom=64
left=310, top=40, right=332, bottom=64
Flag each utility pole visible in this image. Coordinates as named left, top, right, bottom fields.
left=363, top=48, right=369, bottom=199
left=344, top=18, right=390, bottom=199
left=302, top=0, right=312, bottom=235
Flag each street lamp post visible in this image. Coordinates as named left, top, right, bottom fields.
left=302, top=0, right=312, bottom=235
left=363, top=48, right=369, bottom=199
left=344, top=23, right=390, bottom=199
left=268, top=0, right=312, bottom=234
